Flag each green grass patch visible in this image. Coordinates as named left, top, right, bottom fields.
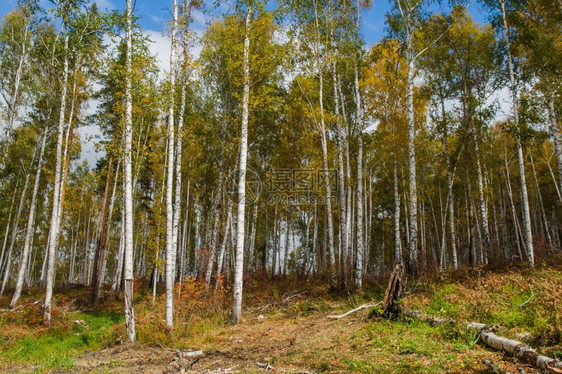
left=0, top=310, right=122, bottom=372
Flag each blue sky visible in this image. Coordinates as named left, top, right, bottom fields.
left=0, top=0, right=493, bottom=166
left=0, top=0, right=491, bottom=47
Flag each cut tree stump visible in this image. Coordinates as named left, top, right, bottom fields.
left=381, top=263, right=404, bottom=318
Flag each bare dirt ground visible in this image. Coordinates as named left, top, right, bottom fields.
left=68, top=309, right=542, bottom=374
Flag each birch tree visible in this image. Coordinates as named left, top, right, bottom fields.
left=43, top=1, right=71, bottom=324
left=165, top=0, right=179, bottom=331
left=10, top=128, right=47, bottom=308
left=123, top=0, right=136, bottom=341
left=231, top=0, right=252, bottom=325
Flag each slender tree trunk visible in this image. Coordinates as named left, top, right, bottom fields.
left=546, top=155, right=562, bottom=205
left=443, top=114, right=458, bottom=269
left=123, top=0, right=136, bottom=341
left=0, top=186, right=17, bottom=276
left=271, top=205, right=278, bottom=278
left=498, top=185, right=509, bottom=259
left=354, top=59, right=364, bottom=289
left=5, top=24, right=28, bottom=138
left=215, top=199, right=232, bottom=292
left=90, top=137, right=116, bottom=305
left=529, top=151, right=552, bottom=245
left=248, top=190, right=259, bottom=274
left=174, top=0, right=190, bottom=287
left=393, top=158, right=402, bottom=265
left=548, top=95, right=562, bottom=198
left=165, top=0, right=179, bottom=330
left=474, top=136, right=491, bottom=263
left=10, top=129, right=47, bottom=307
left=406, top=47, right=418, bottom=276
left=205, top=169, right=224, bottom=289
left=504, top=159, right=523, bottom=261
left=1, top=150, right=35, bottom=296
left=312, top=207, right=318, bottom=276
left=500, top=0, right=533, bottom=267
left=313, top=0, right=336, bottom=288
left=43, top=23, right=70, bottom=324
left=333, top=61, right=347, bottom=281
left=102, top=163, right=120, bottom=285
left=178, top=179, right=190, bottom=288
left=231, top=3, right=252, bottom=325
left=464, top=140, right=474, bottom=267
left=112, top=208, right=125, bottom=295
left=283, top=216, right=289, bottom=276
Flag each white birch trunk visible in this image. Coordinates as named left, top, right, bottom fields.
left=0, top=156, right=32, bottom=295
left=313, top=0, right=336, bottom=287
left=443, top=112, right=458, bottom=270
left=548, top=97, right=562, bottom=203
left=43, top=24, right=69, bottom=324
left=165, top=0, right=179, bottom=330
left=529, top=152, right=552, bottom=245
left=10, top=129, right=47, bottom=307
left=333, top=62, right=346, bottom=278
left=231, top=2, right=252, bottom=325
left=354, top=62, right=363, bottom=289
left=205, top=170, right=224, bottom=289
left=474, top=137, right=491, bottom=262
left=215, top=199, right=232, bottom=291
left=123, top=0, right=136, bottom=341
left=500, top=0, right=533, bottom=267
left=0, top=188, right=17, bottom=275
left=112, top=209, right=125, bottom=294
left=248, top=193, right=259, bottom=274
left=406, top=53, right=418, bottom=276
left=393, top=157, right=402, bottom=265
left=173, top=64, right=187, bottom=285
left=4, top=22, right=28, bottom=138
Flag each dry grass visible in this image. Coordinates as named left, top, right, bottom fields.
left=0, top=256, right=560, bottom=373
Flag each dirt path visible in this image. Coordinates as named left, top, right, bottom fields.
left=68, top=308, right=541, bottom=374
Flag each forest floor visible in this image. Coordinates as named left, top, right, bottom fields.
left=1, top=255, right=561, bottom=373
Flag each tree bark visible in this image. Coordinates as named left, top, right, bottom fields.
left=165, top=0, right=179, bottom=330
left=313, top=0, right=336, bottom=288
left=499, top=0, right=533, bottom=267
left=0, top=160, right=32, bottom=296
left=205, top=169, right=224, bottom=289
left=43, top=22, right=69, bottom=324
left=10, top=129, right=47, bottom=307
left=406, top=53, right=418, bottom=277
left=231, top=2, right=252, bottom=325
left=548, top=95, right=562, bottom=198
left=355, top=58, right=364, bottom=289
left=90, top=136, right=116, bottom=305
left=123, top=0, right=136, bottom=341
left=474, top=135, right=491, bottom=263
left=529, top=151, right=552, bottom=245
left=215, top=199, right=232, bottom=292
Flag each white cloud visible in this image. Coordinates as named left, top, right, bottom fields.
left=94, top=0, right=115, bottom=10
left=145, top=29, right=172, bottom=76
left=144, top=28, right=203, bottom=81
left=191, top=9, right=206, bottom=29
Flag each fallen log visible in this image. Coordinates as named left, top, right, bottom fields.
left=404, top=311, right=562, bottom=372
left=326, top=302, right=382, bottom=319
left=327, top=265, right=404, bottom=320
left=468, top=323, right=562, bottom=372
